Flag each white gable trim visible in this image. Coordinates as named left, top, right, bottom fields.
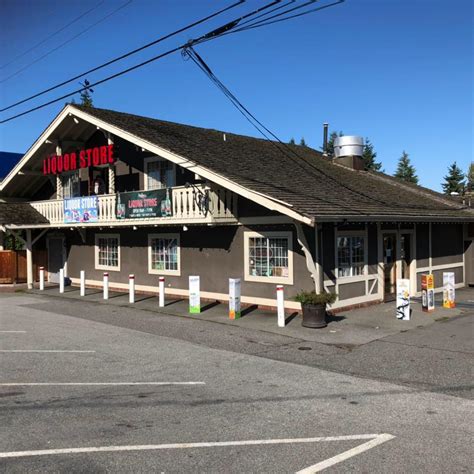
left=1, top=105, right=312, bottom=225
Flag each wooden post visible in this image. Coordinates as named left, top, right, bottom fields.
left=159, top=276, right=165, bottom=307
left=26, top=229, right=33, bottom=290
left=277, top=285, right=285, bottom=327
left=129, top=274, right=135, bottom=303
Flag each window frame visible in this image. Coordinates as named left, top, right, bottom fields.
left=148, top=233, right=181, bottom=276
left=335, top=230, right=368, bottom=281
left=144, top=156, right=176, bottom=191
left=244, top=231, right=293, bottom=285
left=95, top=233, right=121, bottom=272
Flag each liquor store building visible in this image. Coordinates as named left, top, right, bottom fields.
left=1, top=104, right=473, bottom=311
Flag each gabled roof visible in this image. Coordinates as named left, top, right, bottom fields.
left=2, top=104, right=473, bottom=223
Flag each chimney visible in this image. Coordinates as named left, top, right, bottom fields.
left=322, top=123, right=329, bottom=156
left=333, top=136, right=365, bottom=170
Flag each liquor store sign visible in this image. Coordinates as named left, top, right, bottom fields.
left=43, top=145, right=115, bottom=175
left=116, top=189, right=172, bottom=219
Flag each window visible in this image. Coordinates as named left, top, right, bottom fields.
left=95, top=234, right=120, bottom=271
left=244, top=231, right=293, bottom=284
left=144, top=157, right=176, bottom=190
left=148, top=234, right=180, bottom=275
left=61, top=171, right=81, bottom=198
left=337, top=235, right=365, bottom=277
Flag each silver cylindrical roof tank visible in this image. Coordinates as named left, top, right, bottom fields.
left=334, top=136, right=364, bottom=158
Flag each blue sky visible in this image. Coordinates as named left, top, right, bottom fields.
left=0, top=0, right=472, bottom=191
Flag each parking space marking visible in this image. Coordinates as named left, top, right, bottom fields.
left=0, top=434, right=395, bottom=470
left=0, top=331, right=27, bottom=333
left=0, top=382, right=205, bottom=386
left=0, top=350, right=96, bottom=353
left=297, top=433, right=396, bottom=473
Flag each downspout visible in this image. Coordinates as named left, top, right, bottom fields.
left=294, top=220, right=322, bottom=293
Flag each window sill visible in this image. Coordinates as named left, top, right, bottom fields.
left=244, top=274, right=293, bottom=285
left=149, top=268, right=181, bottom=276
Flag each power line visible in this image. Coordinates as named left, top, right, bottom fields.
left=0, top=0, right=247, bottom=113
left=0, top=0, right=133, bottom=84
left=182, top=46, right=396, bottom=212
left=0, top=0, right=105, bottom=70
left=0, top=0, right=342, bottom=124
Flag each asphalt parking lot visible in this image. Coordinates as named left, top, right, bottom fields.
left=1, top=293, right=473, bottom=473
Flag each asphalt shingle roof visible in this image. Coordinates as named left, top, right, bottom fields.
left=74, top=105, right=473, bottom=222
left=0, top=202, right=49, bottom=226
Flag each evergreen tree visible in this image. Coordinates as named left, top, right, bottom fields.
left=467, top=162, right=474, bottom=193
left=362, top=138, right=382, bottom=172
left=442, top=162, right=465, bottom=194
left=79, top=79, right=94, bottom=107
left=394, top=151, right=418, bottom=184
left=326, top=131, right=343, bottom=155
left=299, top=137, right=307, bottom=147
left=289, top=137, right=296, bottom=145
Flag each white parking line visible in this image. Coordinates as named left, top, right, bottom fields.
left=297, top=433, right=396, bottom=473
left=0, top=382, right=205, bottom=387
left=0, top=331, right=27, bottom=333
left=0, top=350, right=95, bottom=353
left=0, top=434, right=395, bottom=470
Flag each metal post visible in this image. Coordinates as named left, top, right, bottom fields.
left=80, top=270, right=85, bottom=296
left=159, top=276, right=165, bottom=307
left=39, top=267, right=44, bottom=291
left=59, top=268, right=64, bottom=293
left=103, top=272, right=109, bottom=300
left=129, top=274, right=135, bottom=303
left=277, top=285, right=285, bottom=327
left=26, top=229, right=33, bottom=290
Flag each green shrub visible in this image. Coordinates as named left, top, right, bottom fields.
left=294, top=290, right=337, bottom=306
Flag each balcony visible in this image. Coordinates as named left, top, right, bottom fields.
left=30, top=184, right=238, bottom=227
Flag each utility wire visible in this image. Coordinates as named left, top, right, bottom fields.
left=0, top=0, right=133, bottom=84
left=0, top=0, right=279, bottom=120
left=182, top=46, right=397, bottom=211
left=0, top=0, right=249, bottom=112
left=0, top=0, right=105, bottom=70
left=0, top=0, right=343, bottom=124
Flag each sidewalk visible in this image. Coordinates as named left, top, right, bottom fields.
left=26, top=285, right=473, bottom=346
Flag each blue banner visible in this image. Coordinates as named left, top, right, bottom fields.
left=64, top=196, right=98, bottom=223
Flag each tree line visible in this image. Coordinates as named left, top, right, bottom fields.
left=289, top=132, right=473, bottom=195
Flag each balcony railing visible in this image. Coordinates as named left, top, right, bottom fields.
left=30, top=184, right=238, bottom=226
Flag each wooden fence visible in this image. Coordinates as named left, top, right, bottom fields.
left=0, top=250, right=47, bottom=284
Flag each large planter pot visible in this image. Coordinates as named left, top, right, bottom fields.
left=301, top=303, right=327, bottom=328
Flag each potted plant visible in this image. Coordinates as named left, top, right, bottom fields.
left=295, top=290, right=337, bottom=328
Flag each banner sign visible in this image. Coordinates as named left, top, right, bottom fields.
left=396, top=279, right=411, bottom=320
left=64, top=196, right=98, bottom=223
left=443, top=272, right=455, bottom=308
left=43, top=144, right=115, bottom=176
left=116, top=189, right=172, bottom=219
left=421, top=274, right=435, bottom=312
left=229, top=278, right=241, bottom=320
left=189, top=276, right=200, bottom=314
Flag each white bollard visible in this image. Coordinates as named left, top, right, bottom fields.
left=59, top=268, right=64, bottom=294
left=158, top=276, right=165, bottom=307
left=129, top=274, right=135, bottom=304
left=39, top=267, right=44, bottom=291
left=277, top=285, right=285, bottom=327
left=103, top=272, right=109, bottom=300
left=80, top=270, right=85, bottom=297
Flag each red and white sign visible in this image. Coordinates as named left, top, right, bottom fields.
left=43, top=144, right=115, bottom=175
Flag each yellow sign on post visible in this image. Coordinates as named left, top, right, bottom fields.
left=443, top=272, right=455, bottom=308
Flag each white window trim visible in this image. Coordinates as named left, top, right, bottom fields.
left=95, top=233, right=121, bottom=272
left=148, top=233, right=181, bottom=276
left=335, top=230, right=368, bottom=282
left=244, top=230, right=293, bottom=285
left=144, top=156, right=176, bottom=191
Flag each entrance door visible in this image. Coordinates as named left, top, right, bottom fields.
left=383, top=233, right=397, bottom=300
left=400, top=233, right=412, bottom=280
left=47, top=237, right=64, bottom=283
